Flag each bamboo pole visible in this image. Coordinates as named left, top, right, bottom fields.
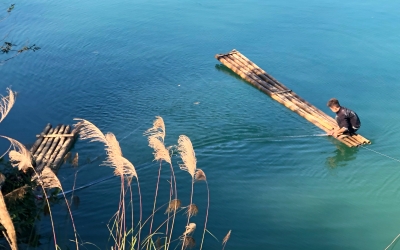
left=30, top=123, right=52, bottom=155
left=223, top=55, right=337, bottom=132
left=233, top=50, right=336, bottom=121
left=46, top=125, right=70, bottom=168
left=51, top=126, right=79, bottom=172
left=217, top=53, right=359, bottom=147
left=35, top=126, right=61, bottom=168
left=33, top=128, right=54, bottom=159
left=231, top=52, right=338, bottom=127
left=220, top=56, right=336, bottom=134
left=42, top=125, right=66, bottom=168
left=229, top=53, right=338, bottom=130
left=36, top=134, right=74, bottom=138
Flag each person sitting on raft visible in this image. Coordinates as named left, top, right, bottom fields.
left=327, top=98, right=361, bottom=137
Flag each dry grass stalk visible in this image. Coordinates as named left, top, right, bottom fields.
left=4, top=184, right=29, bottom=202
left=73, top=118, right=107, bottom=144
left=147, top=136, right=171, bottom=164
left=195, top=169, right=206, bottom=181
left=72, top=152, right=79, bottom=167
left=0, top=173, right=17, bottom=250
left=0, top=192, right=17, bottom=250
left=177, top=135, right=196, bottom=178
left=144, top=116, right=166, bottom=141
left=166, top=199, right=181, bottom=213
left=0, top=88, right=16, bottom=123
left=39, top=167, right=61, bottom=189
left=103, top=133, right=137, bottom=178
left=222, top=230, right=231, bottom=246
left=0, top=135, right=33, bottom=172
left=182, top=236, right=195, bottom=249
left=185, top=204, right=198, bottom=218
left=183, top=223, right=196, bottom=236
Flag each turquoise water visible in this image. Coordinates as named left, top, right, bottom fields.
left=1, top=0, right=400, bottom=249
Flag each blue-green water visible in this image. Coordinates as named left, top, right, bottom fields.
left=1, top=0, right=400, bottom=249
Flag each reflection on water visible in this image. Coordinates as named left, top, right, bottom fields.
left=325, top=142, right=359, bottom=168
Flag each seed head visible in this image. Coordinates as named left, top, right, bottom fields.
left=182, top=236, right=195, bottom=249
left=166, top=199, right=181, bottom=213
left=195, top=169, right=206, bottom=181
left=185, top=204, right=198, bottom=218
left=183, top=223, right=196, bottom=236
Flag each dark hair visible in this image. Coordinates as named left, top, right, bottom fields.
left=327, top=98, right=340, bottom=108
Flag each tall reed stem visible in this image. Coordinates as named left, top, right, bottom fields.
left=166, top=161, right=180, bottom=249
left=149, top=161, right=162, bottom=236
left=136, top=178, right=143, bottom=250
left=181, top=178, right=194, bottom=250
left=199, top=180, right=209, bottom=250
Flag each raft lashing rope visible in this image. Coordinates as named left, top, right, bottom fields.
left=215, top=49, right=371, bottom=148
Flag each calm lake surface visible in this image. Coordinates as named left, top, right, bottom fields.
left=1, top=0, right=400, bottom=249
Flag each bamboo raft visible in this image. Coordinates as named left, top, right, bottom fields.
left=30, top=123, right=79, bottom=173
left=215, top=49, right=371, bottom=147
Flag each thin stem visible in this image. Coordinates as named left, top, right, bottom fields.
left=60, top=189, right=79, bottom=249
left=199, top=181, right=209, bottom=250
left=181, top=178, right=194, bottom=250
left=149, top=161, right=162, bottom=235
left=136, top=178, right=142, bottom=250
left=166, top=162, right=178, bottom=249
left=128, top=179, right=134, bottom=249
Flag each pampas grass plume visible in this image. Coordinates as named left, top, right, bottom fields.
left=185, top=204, right=198, bottom=218
left=195, top=169, right=206, bottom=181
left=1, top=135, right=33, bottom=172
left=73, top=118, right=107, bottom=144
left=104, top=133, right=137, bottom=178
left=40, top=167, right=62, bottom=189
left=222, top=230, right=231, bottom=246
left=144, top=116, right=166, bottom=141
left=166, top=199, right=181, bottom=213
left=183, top=223, right=196, bottom=236
left=177, top=135, right=196, bottom=178
left=148, top=136, right=171, bottom=164
left=182, top=236, right=195, bottom=249
left=0, top=88, right=16, bottom=123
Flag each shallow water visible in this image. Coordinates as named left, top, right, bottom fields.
left=1, top=0, right=400, bottom=249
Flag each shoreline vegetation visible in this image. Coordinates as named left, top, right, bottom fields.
left=0, top=88, right=232, bottom=249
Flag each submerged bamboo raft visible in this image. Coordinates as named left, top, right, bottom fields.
left=30, top=123, right=79, bottom=173
left=215, top=49, right=371, bottom=147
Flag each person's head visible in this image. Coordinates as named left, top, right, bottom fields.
left=327, top=98, right=341, bottom=112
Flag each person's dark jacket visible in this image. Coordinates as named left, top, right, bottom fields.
left=335, top=106, right=361, bottom=134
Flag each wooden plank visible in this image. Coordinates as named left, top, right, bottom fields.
left=36, top=134, right=74, bottom=138
left=30, top=123, right=52, bottom=154
left=46, top=125, right=70, bottom=168
left=51, top=126, right=79, bottom=172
